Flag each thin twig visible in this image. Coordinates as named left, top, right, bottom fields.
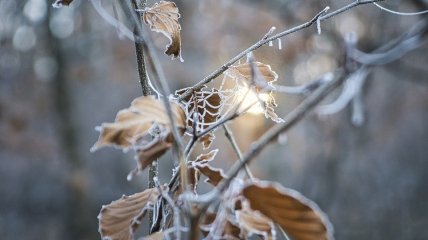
left=222, top=124, right=253, bottom=179
left=120, top=0, right=159, bottom=229
left=132, top=0, right=151, bottom=95
left=199, top=69, right=346, bottom=201
left=178, top=0, right=384, bottom=101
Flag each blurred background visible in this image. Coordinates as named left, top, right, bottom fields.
left=1, top=0, right=428, bottom=239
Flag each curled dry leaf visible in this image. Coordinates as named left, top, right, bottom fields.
left=188, top=149, right=219, bottom=192
left=138, top=231, right=164, bottom=240
left=264, top=93, right=283, bottom=123
left=91, top=96, right=185, bottom=176
left=175, top=87, right=222, bottom=132
left=224, top=62, right=284, bottom=123
left=143, top=1, right=182, bottom=60
left=199, top=132, right=215, bottom=149
left=194, top=162, right=226, bottom=186
left=194, top=149, right=219, bottom=164
left=52, top=0, right=73, bottom=8
left=98, top=188, right=160, bottom=240
left=200, top=212, right=241, bottom=239
left=225, top=62, right=278, bottom=85
left=242, top=181, right=334, bottom=240
left=236, top=205, right=275, bottom=240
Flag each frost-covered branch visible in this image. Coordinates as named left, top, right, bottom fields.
left=178, top=0, right=384, bottom=101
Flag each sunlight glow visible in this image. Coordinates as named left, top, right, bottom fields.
left=237, top=88, right=269, bottom=115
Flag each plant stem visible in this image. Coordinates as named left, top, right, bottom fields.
left=128, top=0, right=159, bottom=230
left=223, top=124, right=253, bottom=179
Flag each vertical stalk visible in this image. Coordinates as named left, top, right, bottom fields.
left=131, top=0, right=151, bottom=96
left=125, top=0, right=157, bottom=230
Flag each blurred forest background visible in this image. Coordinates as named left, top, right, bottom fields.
left=1, top=0, right=428, bottom=239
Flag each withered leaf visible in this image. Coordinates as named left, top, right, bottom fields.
left=224, top=62, right=278, bottom=85
left=188, top=149, right=219, bottom=192
left=194, top=163, right=226, bottom=186
left=264, top=93, right=283, bottom=123
left=98, top=188, right=160, bottom=240
left=200, top=212, right=241, bottom=239
left=236, top=206, right=275, bottom=240
left=92, top=96, right=185, bottom=151
left=138, top=231, right=164, bottom=240
left=243, top=181, right=334, bottom=240
left=199, top=132, right=215, bottom=149
left=134, top=126, right=173, bottom=174
left=52, top=0, right=73, bottom=8
left=143, top=1, right=182, bottom=60
left=91, top=96, right=185, bottom=177
left=194, top=149, right=219, bottom=164
left=224, top=62, right=283, bottom=123
left=175, top=87, right=222, bottom=131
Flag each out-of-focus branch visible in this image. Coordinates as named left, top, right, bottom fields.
left=178, top=0, right=384, bottom=101
left=223, top=124, right=253, bottom=179
left=217, top=69, right=346, bottom=194
left=318, top=19, right=428, bottom=120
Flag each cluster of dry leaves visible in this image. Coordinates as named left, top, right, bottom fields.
left=54, top=0, right=334, bottom=239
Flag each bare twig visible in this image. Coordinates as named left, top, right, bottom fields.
left=223, top=124, right=253, bottom=179
left=132, top=0, right=151, bottom=95
left=216, top=69, right=346, bottom=194
left=178, top=0, right=384, bottom=101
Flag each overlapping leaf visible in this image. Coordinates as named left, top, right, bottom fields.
left=143, top=1, right=182, bottom=59
left=91, top=96, right=185, bottom=176
left=52, top=0, right=73, bottom=7
left=199, top=132, right=215, bottom=149
left=236, top=205, right=275, bottom=240
left=138, top=231, right=164, bottom=240
left=188, top=149, right=219, bottom=192
left=98, top=188, right=160, bottom=240
left=242, top=181, right=334, bottom=240
left=224, top=62, right=284, bottom=123
left=194, top=163, right=226, bottom=186
left=200, top=212, right=241, bottom=239
left=225, top=62, right=278, bottom=85
left=175, top=87, right=222, bottom=132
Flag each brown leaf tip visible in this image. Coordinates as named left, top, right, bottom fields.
left=52, top=0, right=73, bottom=8
left=243, top=181, right=335, bottom=240
left=143, top=1, right=183, bottom=61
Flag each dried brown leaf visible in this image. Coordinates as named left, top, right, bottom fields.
left=143, top=1, right=182, bottom=59
left=98, top=188, right=160, bottom=240
left=264, top=94, right=283, bottom=123
left=194, top=149, right=219, bottom=164
left=194, top=163, right=226, bottom=186
left=225, top=62, right=283, bottom=122
left=92, top=96, right=185, bottom=178
left=135, top=128, right=173, bottom=174
left=236, top=206, right=275, bottom=240
left=199, top=132, right=215, bottom=149
left=52, top=0, right=73, bottom=8
left=187, top=166, right=199, bottom=193
left=138, top=231, right=164, bottom=240
left=243, top=181, right=334, bottom=240
left=175, top=87, right=222, bottom=130
left=187, top=149, right=219, bottom=192
left=224, top=62, right=278, bottom=85
left=200, top=212, right=241, bottom=239
left=92, top=96, right=185, bottom=151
